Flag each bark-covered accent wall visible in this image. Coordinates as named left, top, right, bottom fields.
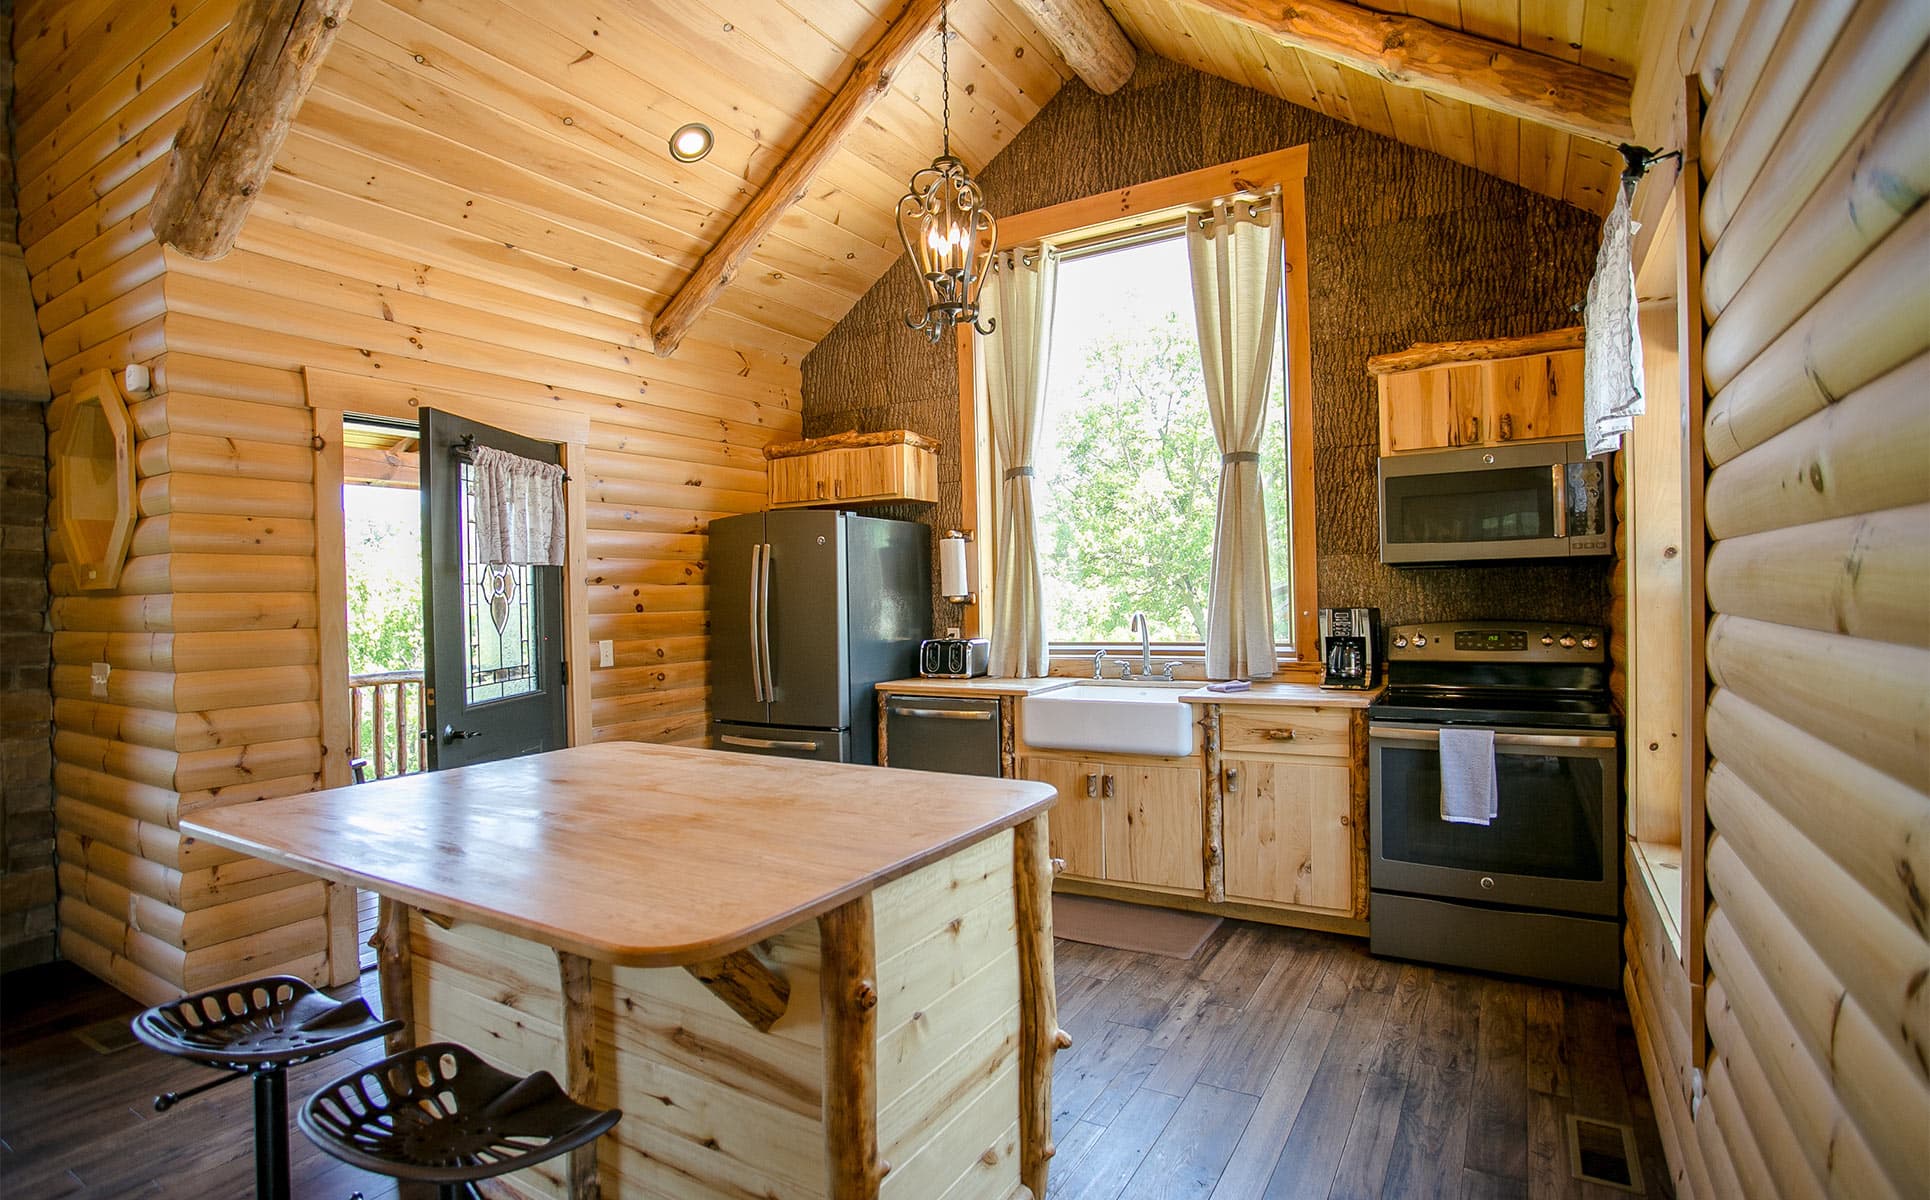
left=803, top=54, right=1610, bottom=635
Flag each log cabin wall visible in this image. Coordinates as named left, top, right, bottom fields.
left=802, top=53, right=1612, bottom=634
left=1615, top=0, right=1930, bottom=1195
left=1, top=0, right=57, bottom=974
left=11, top=0, right=810, bottom=1002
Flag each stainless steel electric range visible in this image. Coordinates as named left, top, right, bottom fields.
left=1367, top=620, right=1621, bottom=988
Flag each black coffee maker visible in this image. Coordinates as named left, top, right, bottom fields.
left=1319, top=607, right=1380, bottom=689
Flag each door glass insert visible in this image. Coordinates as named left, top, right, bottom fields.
left=461, top=462, right=538, bottom=705
left=1377, top=744, right=1606, bottom=880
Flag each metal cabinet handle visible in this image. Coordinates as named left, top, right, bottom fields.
left=1084, top=773, right=1099, bottom=799
left=1467, top=415, right=1480, bottom=443
left=888, top=706, right=994, bottom=720
left=1102, top=774, right=1116, bottom=800
left=1225, top=766, right=1239, bottom=792
left=833, top=478, right=844, bottom=499
left=816, top=479, right=827, bottom=498
left=1498, top=412, right=1514, bottom=440
left=720, top=734, right=820, bottom=751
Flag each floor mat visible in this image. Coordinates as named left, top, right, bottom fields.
left=1053, top=894, right=1221, bottom=959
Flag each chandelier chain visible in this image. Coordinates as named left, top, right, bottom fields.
left=940, top=0, right=950, bottom=158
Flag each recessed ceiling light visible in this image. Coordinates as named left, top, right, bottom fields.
left=669, top=122, right=714, bottom=163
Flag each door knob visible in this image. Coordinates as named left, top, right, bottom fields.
left=1225, top=766, right=1240, bottom=792
left=443, top=724, right=483, bottom=742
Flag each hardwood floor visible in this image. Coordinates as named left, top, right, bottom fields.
left=0, top=920, right=1667, bottom=1198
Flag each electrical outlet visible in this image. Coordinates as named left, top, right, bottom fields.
left=598, top=639, right=614, bottom=668
left=90, top=661, right=111, bottom=698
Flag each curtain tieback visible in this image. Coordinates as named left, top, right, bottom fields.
left=1221, top=452, right=1260, bottom=465
left=1003, top=466, right=1036, bottom=482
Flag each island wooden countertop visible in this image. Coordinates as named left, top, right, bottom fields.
left=182, top=742, right=1056, bottom=968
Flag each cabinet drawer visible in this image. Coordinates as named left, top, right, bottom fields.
left=1219, top=706, right=1352, bottom=756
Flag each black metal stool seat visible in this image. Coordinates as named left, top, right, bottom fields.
left=300, top=1042, right=621, bottom=1200
left=131, top=975, right=401, bottom=1200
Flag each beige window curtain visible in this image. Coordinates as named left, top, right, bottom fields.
left=471, top=445, right=567, bottom=566
left=1187, top=192, right=1284, bottom=680
left=978, top=248, right=1058, bottom=678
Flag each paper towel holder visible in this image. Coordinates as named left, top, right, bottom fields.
left=939, top=529, right=977, bottom=605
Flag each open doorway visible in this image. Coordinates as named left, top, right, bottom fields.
left=340, top=418, right=426, bottom=970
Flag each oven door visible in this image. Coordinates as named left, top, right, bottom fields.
left=1369, top=724, right=1619, bottom=915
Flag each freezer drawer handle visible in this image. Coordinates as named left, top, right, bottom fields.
left=888, top=706, right=995, bottom=720
left=720, top=734, right=821, bottom=751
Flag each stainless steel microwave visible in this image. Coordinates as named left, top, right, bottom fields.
left=1378, top=440, right=1612, bottom=564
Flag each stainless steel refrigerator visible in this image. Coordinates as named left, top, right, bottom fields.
left=709, top=509, right=930, bottom=764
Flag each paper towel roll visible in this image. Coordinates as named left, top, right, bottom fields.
left=939, top=534, right=972, bottom=601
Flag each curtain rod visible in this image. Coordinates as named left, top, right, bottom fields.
left=1003, top=184, right=1284, bottom=266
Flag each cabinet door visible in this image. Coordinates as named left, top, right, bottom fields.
left=1023, top=755, right=1104, bottom=880
left=1103, top=762, right=1205, bottom=893
left=1222, top=756, right=1352, bottom=911
left=1379, top=364, right=1484, bottom=453
left=1485, top=350, right=1583, bottom=444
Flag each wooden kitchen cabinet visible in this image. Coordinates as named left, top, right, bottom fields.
left=1370, top=329, right=1584, bottom=455
left=765, top=429, right=938, bottom=508
left=1220, top=756, right=1353, bottom=912
left=1020, top=754, right=1203, bottom=893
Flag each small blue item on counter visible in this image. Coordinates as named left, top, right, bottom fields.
left=1205, top=680, right=1252, bottom=692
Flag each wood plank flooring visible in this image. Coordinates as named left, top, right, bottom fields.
left=0, top=920, right=1668, bottom=1198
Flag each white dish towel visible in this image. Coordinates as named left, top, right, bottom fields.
left=1439, top=727, right=1499, bottom=825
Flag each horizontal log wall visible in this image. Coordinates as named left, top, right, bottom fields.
left=1632, top=0, right=1930, bottom=1195
left=15, top=0, right=803, bottom=1002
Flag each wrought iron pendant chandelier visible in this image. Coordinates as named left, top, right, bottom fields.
left=898, top=0, right=996, bottom=344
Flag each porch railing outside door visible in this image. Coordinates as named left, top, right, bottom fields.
left=349, top=670, right=426, bottom=779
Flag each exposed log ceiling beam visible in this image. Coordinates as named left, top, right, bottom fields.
left=151, top=0, right=354, bottom=260
left=1176, top=0, right=1634, bottom=145
left=651, top=0, right=947, bottom=358
left=1009, top=0, right=1137, bottom=93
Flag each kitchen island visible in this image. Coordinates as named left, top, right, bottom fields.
left=182, top=742, right=1062, bottom=1200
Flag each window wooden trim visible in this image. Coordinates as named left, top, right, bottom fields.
left=953, top=146, right=1318, bottom=677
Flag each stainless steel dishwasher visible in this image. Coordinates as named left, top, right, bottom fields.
left=882, top=694, right=1003, bottom=776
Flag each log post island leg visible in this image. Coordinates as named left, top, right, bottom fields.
left=818, top=895, right=883, bottom=1199
left=371, top=897, right=415, bottom=1053
left=1014, top=816, right=1072, bottom=1198
left=1201, top=707, right=1226, bottom=904
left=557, top=950, right=602, bottom=1200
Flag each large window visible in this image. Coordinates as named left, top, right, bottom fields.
left=1035, top=230, right=1293, bottom=647
left=956, top=147, right=1317, bottom=671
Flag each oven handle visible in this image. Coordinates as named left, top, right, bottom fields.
left=1370, top=725, right=1616, bottom=750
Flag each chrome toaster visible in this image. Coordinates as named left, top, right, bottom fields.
left=919, top=638, right=991, bottom=678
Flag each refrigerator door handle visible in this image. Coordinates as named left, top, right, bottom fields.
left=758, top=541, right=776, bottom=702
left=747, top=541, right=765, bottom=703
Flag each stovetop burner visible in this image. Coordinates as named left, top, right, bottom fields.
left=1368, top=620, right=1617, bottom=732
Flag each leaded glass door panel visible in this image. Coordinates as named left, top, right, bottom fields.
left=420, top=409, right=567, bottom=771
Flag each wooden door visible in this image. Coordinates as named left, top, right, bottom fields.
left=1024, top=755, right=1104, bottom=880
left=1485, top=350, right=1584, bottom=444
left=1103, top=762, right=1204, bottom=893
left=1378, top=363, right=1485, bottom=452
left=420, top=409, right=568, bottom=771
left=1222, top=756, right=1352, bottom=911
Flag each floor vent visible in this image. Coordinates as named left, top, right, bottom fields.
left=1567, top=1113, right=1644, bottom=1192
left=72, top=1017, right=139, bottom=1056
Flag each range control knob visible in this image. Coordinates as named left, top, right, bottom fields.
left=1581, top=635, right=1600, bottom=650
left=1540, top=634, right=1556, bottom=646
left=1412, top=634, right=1428, bottom=648
left=1393, top=635, right=1408, bottom=648
left=1558, top=634, right=1578, bottom=649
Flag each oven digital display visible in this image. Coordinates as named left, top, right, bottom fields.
left=1456, top=629, right=1528, bottom=650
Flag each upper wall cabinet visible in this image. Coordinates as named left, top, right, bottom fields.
left=50, top=368, right=136, bottom=590
left=765, top=429, right=937, bottom=509
left=1370, top=328, right=1585, bottom=455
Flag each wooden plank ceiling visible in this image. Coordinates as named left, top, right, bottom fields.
left=278, top=0, right=1634, bottom=355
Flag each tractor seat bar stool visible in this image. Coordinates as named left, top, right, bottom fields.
left=131, top=975, right=402, bottom=1200
left=300, top=1040, right=622, bottom=1200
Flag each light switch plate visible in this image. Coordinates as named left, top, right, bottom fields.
left=598, top=639, right=614, bottom=668
left=90, top=661, right=111, bottom=697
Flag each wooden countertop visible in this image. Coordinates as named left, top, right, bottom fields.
left=1179, top=681, right=1383, bottom=708
left=878, top=677, right=1381, bottom=706
left=181, top=742, right=1055, bottom=968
